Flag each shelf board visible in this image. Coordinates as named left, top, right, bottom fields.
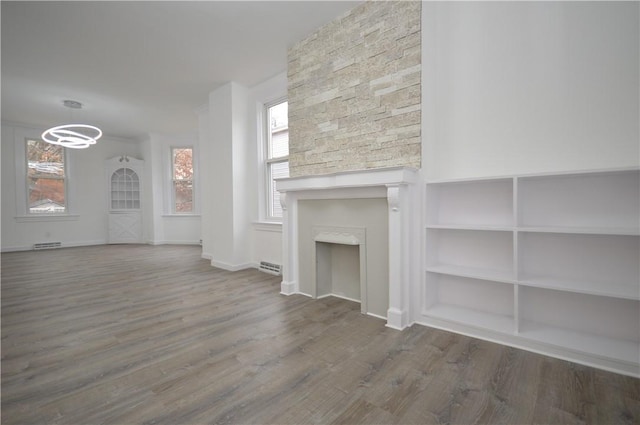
left=426, top=168, right=639, bottom=184
left=519, top=321, right=640, bottom=365
left=517, top=226, right=639, bottom=236
left=427, top=264, right=516, bottom=284
left=426, top=224, right=513, bottom=232
left=424, top=304, right=514, bottom=334
left=426, top=176, right=514, bottom=184
left=519, top=276, right=640, bottom=301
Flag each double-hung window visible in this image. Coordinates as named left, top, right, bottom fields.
left=171, top=147, right=194, bottom=213
left=265, top=100, right=289, bottom=219
left=26, top=139, right=66, bottom=214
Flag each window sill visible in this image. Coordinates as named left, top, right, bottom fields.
left=15, top=214, right=80, bottom=223
left=252, top=221, right=283, bottom=232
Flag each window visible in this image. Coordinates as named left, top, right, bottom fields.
left=172, top=147, right=194, bottom=213
left=266, top=100, right=289, bottom=219
left=111, top=168, right=140, bottom=210
left=26, top=139, right=66, bottom=214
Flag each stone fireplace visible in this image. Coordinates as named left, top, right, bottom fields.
left=276, top=167, right=419, bottom=330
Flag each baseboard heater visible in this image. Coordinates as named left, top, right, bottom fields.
left=33, top=242, right=62, bottom=250
left=258, top=261, right=281, bottom=275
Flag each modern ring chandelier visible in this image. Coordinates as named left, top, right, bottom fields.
left=41, top=100, right=102, bottom=149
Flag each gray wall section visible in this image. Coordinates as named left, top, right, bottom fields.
left=298, top=198, right=389, bottom=317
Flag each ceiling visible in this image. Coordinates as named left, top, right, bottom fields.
left=1, top=1, right=361, bottom=141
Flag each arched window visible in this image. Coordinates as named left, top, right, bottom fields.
left=110, top=168, right=140, bottom=210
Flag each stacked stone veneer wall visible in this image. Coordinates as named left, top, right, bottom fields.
left=287, top=1, right=421, bottom=177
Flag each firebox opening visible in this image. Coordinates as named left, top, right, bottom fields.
left=316, top=242, right=361, bottom=303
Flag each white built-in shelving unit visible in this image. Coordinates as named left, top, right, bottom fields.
left=421, top=168, right=640, bottom=377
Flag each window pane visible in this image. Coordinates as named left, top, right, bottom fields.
left=269, top=101, right=288, bottom=129
left=27, top=139, right=65, bottom=213
left=268, top=102, right=288, bottom=158
left=174, top=180, right=193, bottom=213
left=269, top=160, right=289, bottom=218
left=173, top=148, right=193, bottom=180
left=271, top=129, right=289, bottom=159
left=111, top=168, right=140, bottom=210
left=27, top=140, right=64, bottom=179
left=29, top=177, right=65, bottom=213
left=172, top=147, right=194, bottom=213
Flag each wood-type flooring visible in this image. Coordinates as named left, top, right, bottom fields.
left=2, top=244, right=639, bottom=424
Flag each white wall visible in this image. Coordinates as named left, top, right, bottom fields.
left=144, top=133, right=201, bottom=245
left=243, top=2, right=639, bottom=278
left=248, top=72, right=287, bottom=267
left=197, top=105, right=213, bottom=259
left=200, top=82, right=254, bottom=270
left=231, top=83, right=252, bottom=264
left=1, top=122, right=200, bottom=251
left=423, top=1, right=639, bottom=180
left=252, top=223, right=283, bottom=267
left=198, top=72, right=286, bottom=270
left=1, top=122, right=142, bottom=251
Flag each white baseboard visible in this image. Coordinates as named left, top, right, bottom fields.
left=280, top=280, right=299, bottom=295
left=386, top=307, right=409, bottom=330
left=66, top=240, right=107, bottom=248
left=211, top=260, right=253, bottom=272
left=319, top=293, right=361, bottom=304
left=2, top=240, right=106, bottom=253
left=367, top=311, right=388, bottom=321
left=2, top=245, right=32, bottom=252
left=148, top=240, right=200, bottom=246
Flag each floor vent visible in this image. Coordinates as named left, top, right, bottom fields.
left=259, top=261, right=281, bottom=275
left=33, top=242, right=62, bottom=250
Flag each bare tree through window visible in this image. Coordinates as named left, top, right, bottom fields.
left=27, top=139, right=66, bottom=213
left=172, top=147, right=193, bottom=213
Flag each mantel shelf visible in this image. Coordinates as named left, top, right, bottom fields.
left=276, top=166, right=418, bottom=193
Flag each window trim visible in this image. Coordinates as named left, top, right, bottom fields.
left=262, top=98, right=289, bottom=222
left=21, top=136, right=71, bottom=217
left=266, top=157, right=289, bottom=219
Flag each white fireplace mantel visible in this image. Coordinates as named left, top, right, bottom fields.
left=276, top=166, right=419, bottom=330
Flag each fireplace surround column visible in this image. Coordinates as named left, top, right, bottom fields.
left=385, top=184, right=413, bottom=330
